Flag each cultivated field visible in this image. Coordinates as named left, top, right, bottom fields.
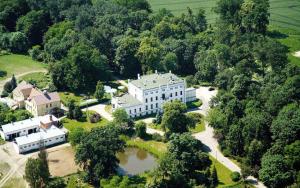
left=149, top=0, right=300, bottom=31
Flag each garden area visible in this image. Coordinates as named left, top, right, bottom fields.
left=19, top=72, right=50, bottom=89
left=62, top=111, right=108, bottom=132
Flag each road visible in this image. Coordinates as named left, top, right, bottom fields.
left=0, top=70, right=47, bottom=94
left=81, top=102, right=113, bottom=121
left=191, top=87, right=266, bottom=188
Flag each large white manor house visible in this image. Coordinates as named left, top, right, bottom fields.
left=112, top=72, right=196, bottom=117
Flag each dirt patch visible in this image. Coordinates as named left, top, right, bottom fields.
left=48, top=146, right=79, bottom=177
left=294, top=51, right=300, bottom=58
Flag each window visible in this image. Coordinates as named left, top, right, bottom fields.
left=60, top=136, right=63, bottom=139
left=175, top=92, right=178, bottom=96
left=145, top=92, right=148, bottom=95
left=146, top=98, right=148, bottom=103
left=46, top=104, right=48, bottom=108
left=56, top=137, right=59, bottom=140
left=151, top=104, right=153, bottom=109
left=151, top=92, right=153, bottom=94
left=156, top=96, right=158, bottom=100
left=151, top=97, right=153, bottom=102
left=50, top=104, right=52, bottom=107
left=180, top=91, right=183, bottom=95
left=162, top=94, right=165, bottom=100
left=170, top=93, right=172, bottom=97
left=139, top=108, right=141, bottom=112
left=146, top=105, right=148, bottom=110
left=134, top=109, right=136, bottom=113
left=156, top=103, right=158, bottom=108
left=129, top=110, right=131, bottom=114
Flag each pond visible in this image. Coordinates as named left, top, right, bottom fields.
left=117, top=147, right=157, bottom=176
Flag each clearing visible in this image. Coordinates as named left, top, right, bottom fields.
left=0, top=54, right=47, bottom=80
left=48, top=146, right=79, bottom=177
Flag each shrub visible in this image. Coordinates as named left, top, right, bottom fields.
left=89, top=112, right=101, bottom=123
left=151, top=133, right=164, bottom=142
left=230, top=171, right=241, bottom=182
left=135, top=121, right=147, bottom=138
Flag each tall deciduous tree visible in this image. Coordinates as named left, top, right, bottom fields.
left=75, top=126, right=125, bottom=184
left=94, top=81, right=105, bottom=101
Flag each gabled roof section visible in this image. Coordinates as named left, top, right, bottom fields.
left=13, top=81, right=34, bottom=96
left=31, top=92, right=60, bottom=105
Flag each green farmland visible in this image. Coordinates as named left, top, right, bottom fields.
left=149, top=0, right=300, bottom=31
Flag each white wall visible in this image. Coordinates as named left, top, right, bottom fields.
left=15, top=135, right=66, bottom=154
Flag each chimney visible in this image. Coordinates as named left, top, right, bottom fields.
left=128, top=79, right=130, bottom=83
left=50, top=115, right=53, bottom=121
left=155, top=70, right=158, bottom=74
left=169, top=70, right=172, bottom=73
left=137, top=74, right=140, bottom=79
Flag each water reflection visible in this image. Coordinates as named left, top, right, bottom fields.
left=117, top=147, right=157, bottom=176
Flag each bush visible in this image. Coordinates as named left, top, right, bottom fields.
left=89, top=112, right=101, bottom=123
left=0, top=70, right=7, bottom=77
left=135, top=121, right=147, bottom=138
left=151, top=133, right=164, bottom=142
left=230, top=171, right=241, bottom=182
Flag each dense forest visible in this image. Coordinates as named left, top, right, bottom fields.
left=0, top=0, right=299, bottom=187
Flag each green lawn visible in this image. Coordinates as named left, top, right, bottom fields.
left=269, top=26, right=300, bottom=67
left=209, top=155, right=235, bottom=187
left=19, top=72, right=50, bottom=89
left=59, top=92, right=85, bottom=105
left=0, top=54, right=47, bottom=80
left=148, top=0, right=300, bottom=31
left=62, top=113, right=109, bottom=132
left=186, top=99, right=203, bottom=109
left=189, top=120, right=206, bottom=133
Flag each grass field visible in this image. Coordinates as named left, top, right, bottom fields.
left=62, top=113, right=109, bottom=132
left=0, top=54, right=47, bottom=80
left=19, top=72, right=50, bottom=89
left=149, top=0, right=300, bottom=31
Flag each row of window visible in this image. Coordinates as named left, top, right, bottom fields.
left=145, top=91, right=183, bottom=103
left=144, top=86, right=184, bottom=95
left=19, top=136, right=64, bottom=149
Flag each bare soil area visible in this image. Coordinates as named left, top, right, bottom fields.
left=48, top=146, right=79, bottom=177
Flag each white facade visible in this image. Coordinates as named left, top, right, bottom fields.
left=0, top=118, right=40, bottom=140
left=112, top=72, right=196, bottom=118
left=185, top=88, right=197, bottom=102
left=14, top=126, right=66, bottom=153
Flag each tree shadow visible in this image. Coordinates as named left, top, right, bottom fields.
left=267, top=29, right=288, bottom=39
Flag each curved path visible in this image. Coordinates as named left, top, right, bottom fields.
left=192, top=87, right=266, bottom=188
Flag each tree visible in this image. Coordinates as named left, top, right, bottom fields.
left=112, top=108, right=130, bottom=125
left=67, top=100, right=75, bottom=119
left=136, top=36, right=163, bottom=73
left=211, top=166, right=218, bottom=187
left=9, top=32, right=28, bottom=53
left=284, top=140, right=300, bottom=170
left=75, top=126, right=125, bottom=184
left=259, top=154, right=293, bottom=188
left=271, top=103, right=300, bottom=145
left=115, top=36, right=141, bottom=77
left=16, top=10, right=49, bottom=45
left=3, top=75, right=17, bottom=94
left=94, top=81, right=105, bottom=101
left=239, top=0, right=270, bottom=35
left=24, top=150, right=50, bottom=188
left=226, top=124, right=244, bottom=156
left=50, top=42, right=110, bottom=91
left=214, top=0, right=243, bottom=25
left=151, top=133, right=212, bottom=187
left=68, top=127, right=88, bottom=146
left=73, top=106, right=83, bottom=120
left=161, top=100, right=193, bottom=134
left=161, top=52, right=178, bottom=73
left=46, top=177, right=66, bottom=188
left=135, top=121, right=147, bottom=138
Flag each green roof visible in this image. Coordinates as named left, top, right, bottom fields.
left=130, top=73, right=184, bottom=90
left=117, top=94, right=142, bottom=108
